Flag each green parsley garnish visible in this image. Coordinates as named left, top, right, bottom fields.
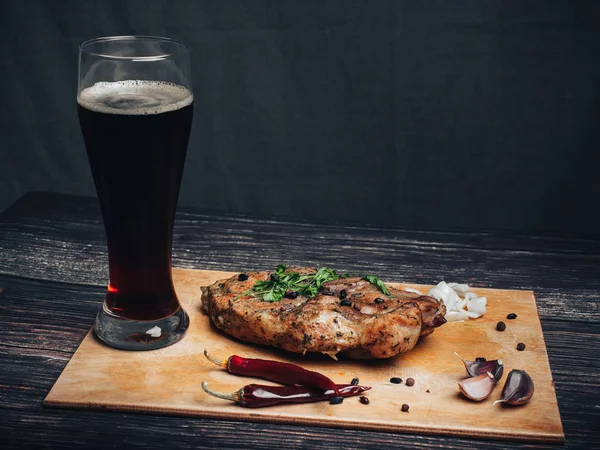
left=242, top=265, right=392, bottom=302
left=249, top=264, right=342, bottom=302
left=361, top=275, right=392, bottom=297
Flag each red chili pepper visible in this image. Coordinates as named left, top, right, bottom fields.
left=201, top=382, right=371, bottom=408
left=204, top=350, right=339, bottom=394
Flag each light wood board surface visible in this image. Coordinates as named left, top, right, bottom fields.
left=45, top=268, right=564, bottom=443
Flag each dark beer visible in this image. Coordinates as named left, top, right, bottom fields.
left=77, top=80, right=193, bottom=321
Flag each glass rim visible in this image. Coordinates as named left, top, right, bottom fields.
left=79, top=35, right=189, bottom=61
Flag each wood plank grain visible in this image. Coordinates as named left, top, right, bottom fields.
left=1, top=274, right=599, bottom=449
left=0, top=346, right=595, bottom=450
left=1, top=192, right=600, bottom=449
left=1, top=193, right=599, bottom=324
left=43, top=269, right=563, bottom=443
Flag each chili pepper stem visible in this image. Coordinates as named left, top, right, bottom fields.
left=203, top=349, right=228, bottom=369
left=201, top=381, right=242, bottom=403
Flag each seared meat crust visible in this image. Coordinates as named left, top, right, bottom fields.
left=201, top=268, right=446, bottom=359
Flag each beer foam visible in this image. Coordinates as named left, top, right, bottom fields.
left=77, top=80, right=193, bottom=115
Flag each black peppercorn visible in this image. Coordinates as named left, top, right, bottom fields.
left=270, top=273, right=279, bottom=282
left=359, top=396, right=370, bottom=405
left=329, top=396, right=344, bottom=405
left=496, top=321, right=506, bottom=331
left=507, top=313, right=517, bottom=320
left=339, top=289, right=348, bottom=299
left=340, top=299, right=352, bottom=307
left=351, top=377, right=359, bottom=386
left=401, top=404, right=410, bottom=412
left=285, top=290, right=298, bottom=299
left=237, top=273, right=248, bottom=281
left=406, top=378, right=415, bottom=387
left=374, top=297, right=385, bottom=304
left=475, top=357, right=486, bottom=362
left=516, top=342, right=526, bottom=351
left=390, top=377, right=403, bottom=384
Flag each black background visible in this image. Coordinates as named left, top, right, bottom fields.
left=1, top=0, right=599, bottom=234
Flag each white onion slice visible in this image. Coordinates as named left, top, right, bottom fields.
left=447, top=282, right=470, bottom=295
left=427, top=286, right=443, bottom=300
left=465, top=292, right=479, bottom=301
left=467, top=297, right=487, bottom=314
left=428, top=282, right=461, bottom=311
left=427, top=281, right=487, bottom=323
left=446, top=311, right=470, bottom=322
left=457, top=297, right=469, bottom=310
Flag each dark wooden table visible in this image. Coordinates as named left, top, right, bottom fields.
left=1, top=191, right=599, bottom=449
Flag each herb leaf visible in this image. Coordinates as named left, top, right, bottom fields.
left=245, top=266, right=393, bottom=302
left=362, top=275, right=392, bottom=297
left=251, top=265, right=343, bottom=302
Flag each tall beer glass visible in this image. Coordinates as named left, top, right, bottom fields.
left=77, top=36, right=193, bottom=350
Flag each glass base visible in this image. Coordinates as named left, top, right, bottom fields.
left=93, top=303, right=190, bottom=351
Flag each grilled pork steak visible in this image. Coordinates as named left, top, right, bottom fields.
left=201, top=268, right=447, bottom=359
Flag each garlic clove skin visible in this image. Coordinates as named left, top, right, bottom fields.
left=458, top=371, right=496, bottom=401
left=469, top=359, right=504, bottom=382
left=454, top=352, right=504, bottom=382
left=493, top=369, right=535, bottom=406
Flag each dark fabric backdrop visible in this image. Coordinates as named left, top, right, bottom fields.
left=1, top=0, right=599, bottom=234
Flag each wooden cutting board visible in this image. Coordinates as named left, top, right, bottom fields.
left=45, top=268, right=564, bottom=443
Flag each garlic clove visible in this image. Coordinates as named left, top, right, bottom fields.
left=493, top=369, right=535, bottom=406
left=454, top=352, right=504, bottom=382
left=458, top=372, right=496, bottom=401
